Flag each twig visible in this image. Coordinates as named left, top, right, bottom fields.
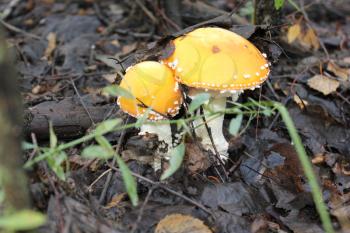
left=88, top=168, right=112, bottom=192
left=0, top=0, right=20, bottom=20
left=70, top=78, right=95, bottom=126
left=135, top=0, right=158, bottom=24
left=109, top=165, right=213, bottom=216
left=130, top=186, right=155, bottom=233
left=0, top=19, right=42, bottom=40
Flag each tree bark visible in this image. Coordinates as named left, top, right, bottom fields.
left=0, top=29, right=30, bottom=211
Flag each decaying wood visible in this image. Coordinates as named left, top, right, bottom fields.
left=24, top=98, right=120, bottom=140
left=0, top=30, right=30, bottom=211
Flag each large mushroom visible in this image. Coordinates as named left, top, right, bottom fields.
left=162, top=27, right=270, bottom=160
left=117, top=61, right=183, bottom=168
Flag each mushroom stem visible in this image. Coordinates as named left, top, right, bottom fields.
left=194, top=96, right=228, bottom=160
left=139, top=122, right=173, bottom=170
left=193, top=92, right=241, bottom=161
left=139, top=122, right=173, bottom=147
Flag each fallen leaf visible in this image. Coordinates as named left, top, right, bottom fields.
left=312, top=154, right=325, bottom=164
left=110, top=39, right=120, bottom=47
left=327, top=61, right=350, bottom=81
left=105, top=193, right=126, bottom=209
left=307, top=75, right=339, bottom=95
left=31, top=84, right=44, bottom=94
left=293, top=94, right=308, bottom=109
left=287, top=23, right=301, bottom=43
left=43, top=32, right=57, bottom=61
left=155, top=214, right=212, bottom=233
left=332, top=205, right=350, bottom=231
left=301, top=28, right=320, bottom=50
left=103, top=73, right=117, bottom=83
left=184, top=142, right=210, bottom=174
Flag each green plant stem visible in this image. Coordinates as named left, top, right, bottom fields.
left=272, top=102, right=334, bottom=233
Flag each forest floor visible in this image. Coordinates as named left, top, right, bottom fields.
left=1, top=0, right=350, bottom=232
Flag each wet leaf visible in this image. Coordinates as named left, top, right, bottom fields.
left=287, top=23, right=301, bottom=43
left=0, top=210, right=46, bottom=231
left=229, top=113, right=243, bottom=136
left=161, top=143, right=185, bottom=180
left=188, top=93, right=211, bottom=114
left=115, top=154, right=138, bottom=206
left=102, top=85, right=134, bottom=99
left=155, top=214, right=212, bottom=233
left=307, top=74, right=339, bottom=95
left=82, top=145, right=113, bottom=159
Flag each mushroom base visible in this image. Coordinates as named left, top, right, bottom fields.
left=139, top=122, right=173, bottom=170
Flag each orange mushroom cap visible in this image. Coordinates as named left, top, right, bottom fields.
left=162, top=27, right=270, bottom=92
left=117, top=61, right=183, bottom=120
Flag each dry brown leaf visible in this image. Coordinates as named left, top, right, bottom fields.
left=327, top=61, right=350, bottom=81
left=155, top=214, right=212, bottom=233
left=293, top=94, right=308, bottom=109
left=105, top=193, right=126, bottom=209
left=110, top=39, right=120, bottom=47
left=287, top=23, right=301, bottom=43
left=43, top=32, right=57, bottom=61
left=31, top=84, right=44, bottom=94
left=307, top=75, right=339, bottom=95
left=312, top=154, right=325, bottom=164
left=103, top=74, right=117, bottom=83
left=301, top=28, right=320, bottom=50
left=185, top=142, right=210, bottom=174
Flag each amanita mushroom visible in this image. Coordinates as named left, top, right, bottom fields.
left=117, top=61, right=183, bottom=167
left=162, top=27, right=270, bottom=160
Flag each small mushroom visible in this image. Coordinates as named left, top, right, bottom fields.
left=117, top=61, right=183, bottom=169
left=162, top=27, right=270, bottom=161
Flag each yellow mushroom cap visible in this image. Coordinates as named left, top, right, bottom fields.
left=163, top=27, right=270, bottom=91
left=117, top=61, right=182, bottom=120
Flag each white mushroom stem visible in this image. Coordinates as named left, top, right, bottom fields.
left=191, top=91, right=241, bottom=162
left=139, top=122, right=173, bottom=170
left=139, top=123, right=173, bottom=147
